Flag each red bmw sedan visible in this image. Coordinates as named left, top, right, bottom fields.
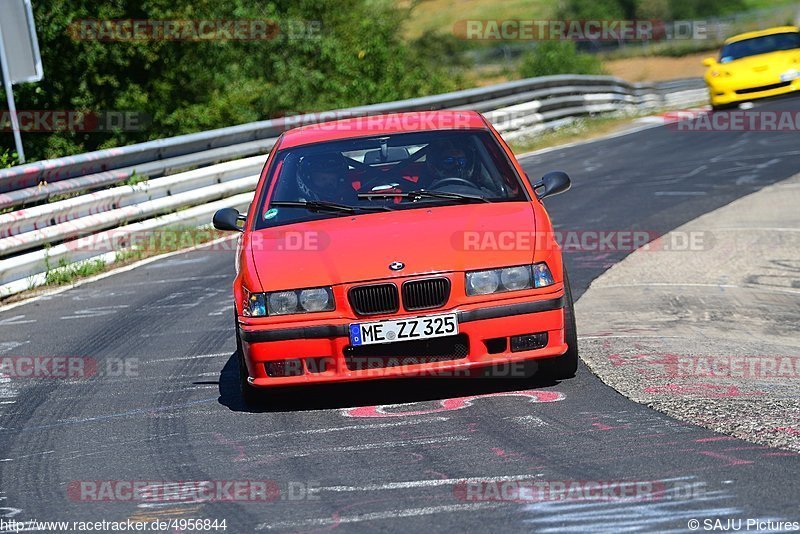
left=213, top=111, right=577, bottom=404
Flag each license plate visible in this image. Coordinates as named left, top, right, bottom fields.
left=349, top=313, right=458, bottom=346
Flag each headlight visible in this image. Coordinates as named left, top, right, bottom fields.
left=268, top=287, right=335, bottom=315
left=268, top=291, right=299, bottom=315
left=299, top=287, right=332, bottom=312
left=243, top=287, right=335, bottom=316
left=466, top=263, right=554, bottom=296
left=466, top=269, right=500, bottom=295
left=501, top=266, right=533, bottom=291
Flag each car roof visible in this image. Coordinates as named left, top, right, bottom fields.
left=724, top=25, right=799, bottom=45
left=278, top=110, right=489, bottom=149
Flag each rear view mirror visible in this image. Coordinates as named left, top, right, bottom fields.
left=702, top=57, right=716, bottom=67
left=213, top=208, right=243, bottom=232
left=535, top=171, right=571, bottom=200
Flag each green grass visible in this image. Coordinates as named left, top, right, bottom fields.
left=0, top=225, right=231, bottom=304
left=9, top=225, right=229, bottom=298
left=400, top=0, right=554, bottom=39
left=123, top=170, right=148, bottom=187
left=401, top=0, right=800, bottom=45
left=43, top=257, right=108, bottom=286
left=34, top=226, right=228, bottom=290
left=47, top=191, right=84, bottom=203
left=509, top=111, right=652, bottom=154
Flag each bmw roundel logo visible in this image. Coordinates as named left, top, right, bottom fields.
left=389, top=261, right=405, bottom=271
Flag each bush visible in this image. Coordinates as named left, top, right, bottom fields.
left=518, top=41, right=604, bottom=78
left=0, top=0, right=461, bottom=163
left=0, top=149, right=18, bottom=169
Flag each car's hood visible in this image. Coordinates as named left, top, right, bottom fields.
left=249, top=202, right=537, bottom=290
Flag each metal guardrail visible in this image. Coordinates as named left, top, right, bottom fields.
left=0, top=74, right=708, bottom=297
left=0, top=75, right=705, bottom=194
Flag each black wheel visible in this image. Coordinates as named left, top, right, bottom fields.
left=235, top=309, right=262, bottom=406
left=538, top=266, right=579, bottom=380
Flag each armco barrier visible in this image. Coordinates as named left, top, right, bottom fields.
left=0, top=75, right=708, bottom=297
left=0, top=75, right=705, bottom=193
left=0, top=155, right=265, bottom=238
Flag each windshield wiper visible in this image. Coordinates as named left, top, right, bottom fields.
left=358, top=189, right=490, bottom=203
left=271, top=200, right=392, bottom=214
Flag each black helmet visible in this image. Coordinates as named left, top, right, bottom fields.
left=297, top=153, right=349, bottom=200
left=429, top=141, right=475, bottom=181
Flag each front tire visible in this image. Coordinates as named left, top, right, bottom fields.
left=235, top=310, right=262, bottom=406
left=539, top=266, right=579, bottom=380
left=711, top=103, right=736, bottom=112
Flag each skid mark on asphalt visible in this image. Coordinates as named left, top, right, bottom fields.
left=0, top=492, right=22, bottom=519
left=255, top=502, right=506, bottom=531
left=244, top=417, right=450, bottom=440
left=314, top=474, right=543, bottom=493
left=144, top=352, right=229, bottom=363
left=59, top=304, right=129, bottom=320
left=341, top=390, right=564, bottom=418
left=14, top=398, right=217, bottom=431
left=519, top=478, right=763, bottom=533
left=242, top=436, right=469, bottom=463
left=505, top=415, right=548, bottom=428
left=0, top=315, right=35, bottom=326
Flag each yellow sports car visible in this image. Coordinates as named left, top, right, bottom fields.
left=703, top=26, right=800, bottom=110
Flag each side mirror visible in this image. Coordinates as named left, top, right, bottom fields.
left=213, top=208, right=243, bottom=232
left=535, top=171, right=571, bottom=200
left=702, top=57, right=716, bottom=67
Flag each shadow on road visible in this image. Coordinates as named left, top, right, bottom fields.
left=216, top=352, right=561, bottom=414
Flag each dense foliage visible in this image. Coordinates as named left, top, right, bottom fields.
left=518, top=0, right=748, bottom=79
left=0, top=0, right=461, bottom=162
left=518, top=41, right=604, bottom=78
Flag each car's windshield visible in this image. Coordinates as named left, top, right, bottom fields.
left=255, top=129, right=528, bottom=229
left=719, top=31, right=800, bottom=62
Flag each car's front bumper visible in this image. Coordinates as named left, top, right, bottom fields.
left=238, top=291, right=567, bottom=387
left=708, top=76, right=800, bottom=106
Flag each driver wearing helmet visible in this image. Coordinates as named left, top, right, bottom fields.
left=427, top=141, right=476, bottom=186
left=296, top=153, right=355, bottom=203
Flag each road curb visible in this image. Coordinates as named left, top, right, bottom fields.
left=575, top=173, right=800, bottom=451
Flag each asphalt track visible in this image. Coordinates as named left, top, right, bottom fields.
left=1, top=97, right=799, bottom=532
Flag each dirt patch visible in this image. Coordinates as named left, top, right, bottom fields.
left=603, top=52, right=712, bottom=82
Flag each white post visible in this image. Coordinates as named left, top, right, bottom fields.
left=0, top=22, right=26, bottom=163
